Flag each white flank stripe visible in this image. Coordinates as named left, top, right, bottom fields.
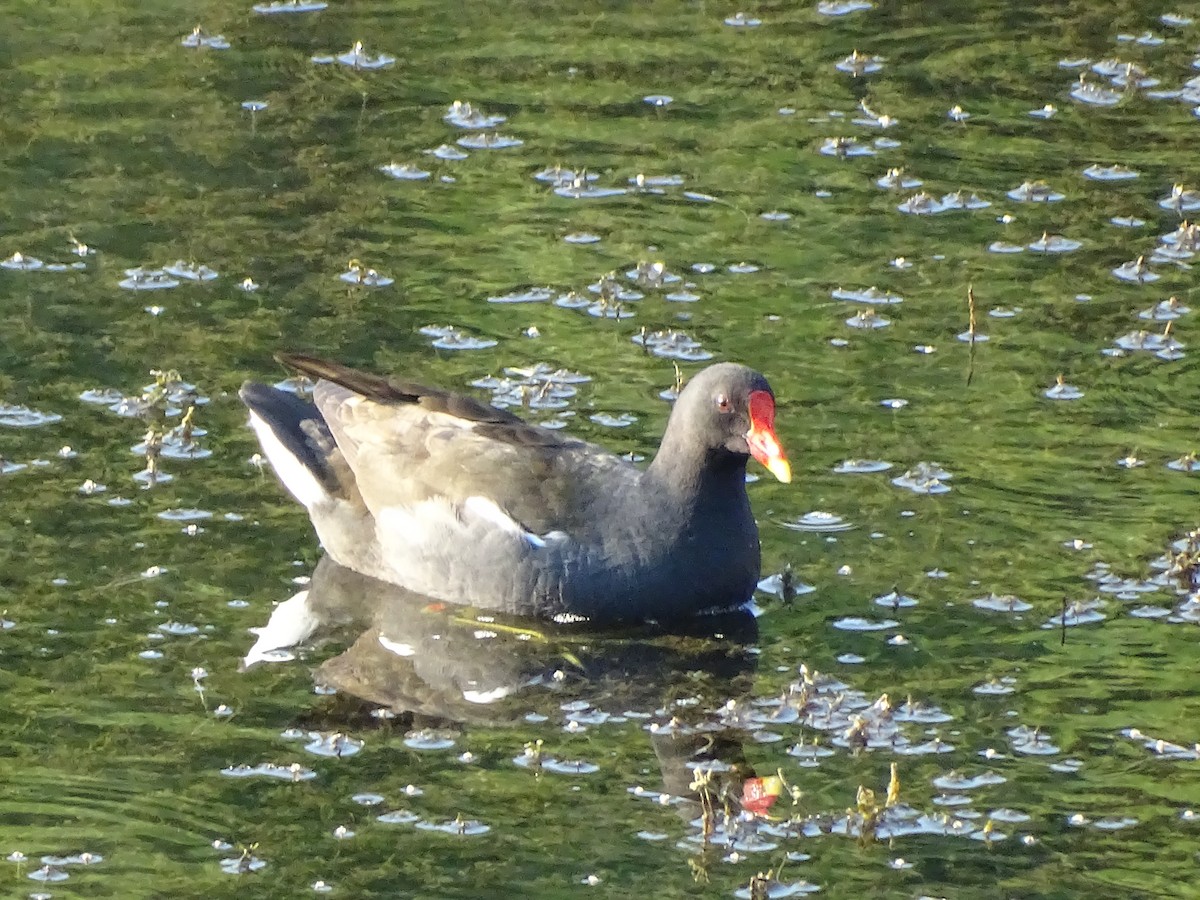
left=464, top=496, right=524, bottom=534
left=247, top=410, right=328, bottom=509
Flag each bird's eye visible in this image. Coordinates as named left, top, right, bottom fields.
left=715, top=394, right=731, bottom=413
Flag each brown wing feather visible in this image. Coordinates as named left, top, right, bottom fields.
left=283, top=355, right=641, bottom=536
left=277, top=353, right=525, bottom=427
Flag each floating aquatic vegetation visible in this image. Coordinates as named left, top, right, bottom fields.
left=1117, top=29, right=1166, bottom=45
left=532, top=166, right=597, bottom=186
left=157, top=621, right=200, bottom=636
left=779, top=511, right=855, bottom=532
left=553, top=179, right=626, bottom=199
left=1140, top=296, right=1191, bottom=320
left=939, top=191, right=990, bottom=210
left=1109, top=66, right=1159, bottom=89
left=486, top=286, right=555, bottom=304
left=1112, top=256, right=1159, bottom=283
left=818, top=0, right=872, bottom=13
left=1083, top=164, right=1139, bottom=181
left=1028, top=233, right=1081, bottom=252
left=1095, top=575, right=1159, bottom=595
left=220, top=762, right=317, bottom=781
left=499, top=363, right=589, bottom=390
left=1160, top=221, right=1200, bottom=250
left=1005, top=725, right=1061, bottom=756
left=377, top=809, right=419, bottom=824
left=852, top=99, right=898, bottom=128
left=118, top=268, right=181, bottom=290
left=589, top=412, right=637, bottom=427
left=443, top=100, right=506, bottom=130
left=338, top=260, right=393, bottom=287
left=832, top=458, right=892, bottom=474
left=304, top=732, right=363, bottom=757
left=630, top=329, right=711, bottom=361
left=756, top=570, right=817, bottom=598
left=971, top=592, right=1033, bottom=613
left=38, top=853, right=103, bottom=868
left=1044, top=376, right=1084, bottom=400
left=831, top=286, right=902, bottom=304
left=1116, top=452, right=1146, bottom=469
left=419, top=325, right=497, bottom=351
left=164, top=260, right=218, bottom=281
left=1159, top=184, right=1200, bottom=213
left=552, top=291, right=590, bottom=309
left=426, top=144, right=468, bottom=161
left=628, top=173, right=684, bottom=189
left=157, top=508, right=212, bottom=522
left=819, top=136, right=874, bottom=157
left=1166, top=453, right=1200, bottom=472
left=1042, top=598, right=1106, bottom=628
left=897, top=191, right=946, bottom=214
left=831, top=616, right=899, bottom=631
left=1007, top=181, right=1064, bottom=202
left=876, top=168, right=922, bottom=190
left=379, top=162, right=431, bottom=180
left=219, top=852, right=267, bottom=875
left=932, top=771, right=1006, bottom=792
left=733, top=877, right=821, bottom=898
left=874, top=591, right=918, bottom=609
left=457, top=132, right=523, bottom=150
left=395, top=725, right=461, bottom=752
left=329, top=42, right=394, bottom=69
left=585, top=301, right=634, bottom=319
left=540, top=757, right=601, bottom=775
left=415, top=816, right=491, bottom=836
left=1070, top=76, right=1121, bottom=106
left=253, top=0, right=327, bottom=11
left=835, top=50, right=884, bottom=75
left=988, top=241, right=1025, bottom=254
left=974, top=678, right=1017, bottom=696
left=0, top=403, right=62, bottom=428
left=724, top=12, right=762, bottom=27
left=625, top=260, right=681, bottom=287
left=180, top=27, right=230, bottom=49
left=1, top=251, right=43, bottom=270
left=845, top=309, right=890, bottom=329
left=892, top=462, right=951, bottom=494
left=563, top=232, right=600, bottom=244
left=28, top=865, right=70, bottom=882
left=588, top=273, right=642, bottom=302
left=728, top=262, right=760, bottom=274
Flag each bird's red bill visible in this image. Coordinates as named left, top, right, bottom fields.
left=746, top=390, right=791, bottom=483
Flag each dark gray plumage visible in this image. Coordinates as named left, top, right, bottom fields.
left=240, top=354, right=790, bottom=623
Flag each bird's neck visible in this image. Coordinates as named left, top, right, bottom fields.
left=648, top=442, right=749, bottom=504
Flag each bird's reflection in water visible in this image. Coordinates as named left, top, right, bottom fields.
left=246, top=556, right=768, bottom=822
